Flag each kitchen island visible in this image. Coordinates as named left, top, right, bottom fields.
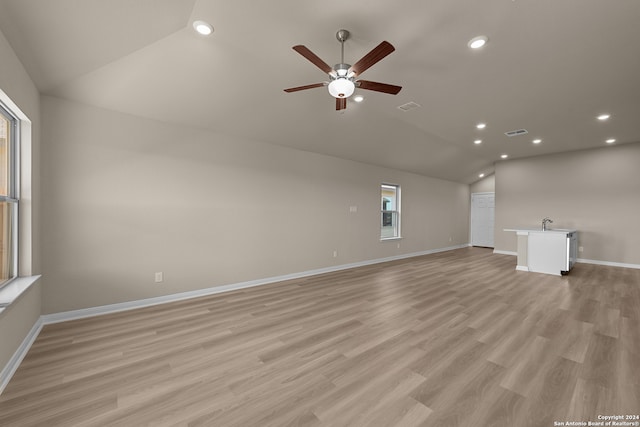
left=504, top=228, right=578, bottom=276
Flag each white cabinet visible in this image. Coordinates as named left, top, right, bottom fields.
left=528, top=232, right=573, bottom=275
left=504, top=228, right=578, bottom=276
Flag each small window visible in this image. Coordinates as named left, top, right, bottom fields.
left=0, top=103, right=18, bottom=287
left=381, top=184, right=400, bottom=239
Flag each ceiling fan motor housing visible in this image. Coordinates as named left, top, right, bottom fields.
left=333, top=63, right=351, bottom=77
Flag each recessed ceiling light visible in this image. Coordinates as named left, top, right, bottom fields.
left=501, top=154, right=508, bottom=159
left=597, top=114, right=610, bottom=121
left=476, top=123, right=486, bottom=129
left=193, top=20, right=213, bottom=36
left=468, top=36, right=488, bottom=49
left=474, top=139, right=482, bottom=145
left=353, top=95, right=364, bottom=103
left=479, top=173, right=485, bottom=178
left=532, top=139, right=542, bottom=144
left=606, top=138, right=616, bottom=144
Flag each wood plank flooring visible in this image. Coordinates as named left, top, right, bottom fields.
left=1, top=248, right=639, bottom=426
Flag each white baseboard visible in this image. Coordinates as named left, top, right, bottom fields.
left=492, top=249, right=640, bottom=270
left=0, top=317, right=43, bottom=395
left=577, top=258, right=640, bottom=270
left=42, top=243, right=471, bottom=325
left=493, top=249, right=517, bottom=256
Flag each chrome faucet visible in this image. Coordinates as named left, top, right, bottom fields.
left=542, top=217, right=553, bottom=231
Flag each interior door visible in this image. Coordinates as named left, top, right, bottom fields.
left=471, top=192, right=495, bottom=248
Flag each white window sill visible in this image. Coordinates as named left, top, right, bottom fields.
left=0, top=275, right=41, bottom=315
left=380, top=236, right=403, bottom=241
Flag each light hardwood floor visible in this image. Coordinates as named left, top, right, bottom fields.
left=1, top=248, right=639, bottom=426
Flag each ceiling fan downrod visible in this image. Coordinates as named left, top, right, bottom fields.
left=335, top=29, right=351, bottom=75
left=328, top=29, right=354, bottom=99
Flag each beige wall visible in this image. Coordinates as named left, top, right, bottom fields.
left=470, top=174, right=495, bottom=194
left=0, top=28, right=41, bottom=374
left=495, top=143, right=640, bottom=265
left=41, top=96, right=470, bottom=314
left=0, top=283, right=40, bottom=370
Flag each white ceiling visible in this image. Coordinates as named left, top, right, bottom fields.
left=1, top=0, right=639, bottom=183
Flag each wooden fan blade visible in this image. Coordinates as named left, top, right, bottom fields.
left=284, top=83, right=325, bottom=93
left=357, top=80, right=402, bottom=95
left=348, top=41, right=395, bottom=76
left=336, top=97, right=347, bottom=111
left=292, top=45, right=334, bottom=75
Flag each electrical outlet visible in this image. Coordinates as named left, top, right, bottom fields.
left=155, top=272, right=163, bottom=283
left=333, top=250, right=338, bottom=258
left=349, top=206, right=357, bottom=213
left=579, top=246, right=584, bottom=253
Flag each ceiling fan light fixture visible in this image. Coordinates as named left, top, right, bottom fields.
left=328, top=78, right=355, bottom=98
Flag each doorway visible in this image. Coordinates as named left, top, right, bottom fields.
left=471, top=192, right=495, bottom=248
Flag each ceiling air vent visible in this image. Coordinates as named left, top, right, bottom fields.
left=505, top=129, right=528, bottom=137
left=397, top=101, right=421, bottom=111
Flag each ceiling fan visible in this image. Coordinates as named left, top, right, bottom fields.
left=284, top=29, right=402, bottom=111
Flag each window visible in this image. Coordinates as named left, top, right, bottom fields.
left=0, top=103, right=18, bottom=287
left=381, top=184, right=400, bottom=239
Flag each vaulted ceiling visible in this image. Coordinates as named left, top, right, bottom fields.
left=1, top=0, right=639, bottom=183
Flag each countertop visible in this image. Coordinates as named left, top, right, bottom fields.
left=504, top=228, right=577, bottom=235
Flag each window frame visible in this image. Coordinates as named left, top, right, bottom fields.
left=380, top=183, right=401, bottom=240
left=0, top=101, right=19, bottom=289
